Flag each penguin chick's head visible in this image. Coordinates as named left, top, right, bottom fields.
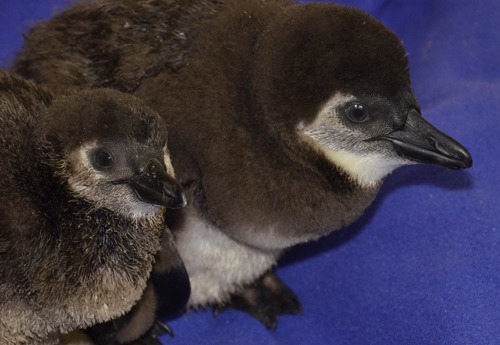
left=35, top=89, right=186, bottom=217
left=253, top=3, right=472, bottom=187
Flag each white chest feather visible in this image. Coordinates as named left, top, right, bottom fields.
left=175, top=207, right=281, bottom=307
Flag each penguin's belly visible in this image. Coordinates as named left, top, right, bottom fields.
left=175, top=206, right=281, bottom=306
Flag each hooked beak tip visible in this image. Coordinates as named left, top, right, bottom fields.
left=128, top=159, right=187, bottom=209
left=378, top=110, right=473, bottom=170
left=451, top=148, right=473, bottom=169
left=166, top=189, right=187, bottom=209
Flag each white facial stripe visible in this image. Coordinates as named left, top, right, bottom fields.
left=163, top=145, right=175, bottom=178
left=67, top=142, right=104, bottom=190
left=299, top=93, right=408, bottom=187
left=321, top=94, right=357, bottom=114
left=298, top=94, right=355, bottom=131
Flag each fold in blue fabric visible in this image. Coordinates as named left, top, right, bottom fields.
left=1, top=1, right=498, bottom=344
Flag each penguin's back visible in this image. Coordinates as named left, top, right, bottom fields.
left=14, top=0, right=224, bottom=94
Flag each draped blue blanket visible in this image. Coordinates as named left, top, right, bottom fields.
left=1, top=1, right=498, bottom=344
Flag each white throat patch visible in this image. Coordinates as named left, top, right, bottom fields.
left=315, top=145, right=402, bottom=187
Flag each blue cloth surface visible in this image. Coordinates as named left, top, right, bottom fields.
left=1, top=1, right=498, bottom=344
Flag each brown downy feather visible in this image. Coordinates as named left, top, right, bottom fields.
left=13, top=0, right=435, bottom=329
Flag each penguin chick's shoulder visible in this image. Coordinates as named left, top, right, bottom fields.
left=0, top=71, right=185, bottom=344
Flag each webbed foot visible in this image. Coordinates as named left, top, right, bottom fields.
left=214, top=271, right=302, bottom=330
left=130, top=320, right=174, bottom=345
left=146, top=320, right=174, bottom=339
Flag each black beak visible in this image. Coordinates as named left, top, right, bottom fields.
left=128, top=159, right=187, bottom=209
left=375, top=110, right=472, bottom=169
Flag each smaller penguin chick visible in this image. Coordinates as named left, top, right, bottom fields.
left=0, top=71, right=186, bottom=345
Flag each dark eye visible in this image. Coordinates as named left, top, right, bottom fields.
left=93, top=149, right=114, bottom=169
left=345, top=103, right=370, bottom=123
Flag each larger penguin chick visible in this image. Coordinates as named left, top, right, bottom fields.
left=13, top=0, right=472, bottom=329
left=0, top=71, right=186, bottom=344
left=139, top=0, right=470, bottom=325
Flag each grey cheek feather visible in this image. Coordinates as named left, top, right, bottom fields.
left=67, top=144, right=161, bottom=218
left=299, top=93, right=409, bottom=187
left=303, top=93, right=375, bottom=153
left=305, top=124, right=356, bottom=152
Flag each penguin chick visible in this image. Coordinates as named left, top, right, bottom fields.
left=0, top=71, right=186, bottom=344
left=13, top=0, right=472, bottom=329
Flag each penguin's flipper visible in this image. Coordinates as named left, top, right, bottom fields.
left=215, top=271, right=302, bottom=330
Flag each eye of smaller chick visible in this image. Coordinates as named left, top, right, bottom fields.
left=92, top=149, right=114, bottom=170
left=345, top=103, right=370, bottom=123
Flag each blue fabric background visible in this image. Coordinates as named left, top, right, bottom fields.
left=1, top=1, right=498, bottom=344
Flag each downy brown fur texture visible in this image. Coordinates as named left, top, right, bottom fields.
left=0, top=71, right=182, bottom=344
left=13, top=0, right=441, bottom=327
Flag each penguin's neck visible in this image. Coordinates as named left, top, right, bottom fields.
left=32, top=199, right=161, bottom=288
left=29, top=201, right=159, bottom=333
left=295, top=137, right=380, bottom=242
